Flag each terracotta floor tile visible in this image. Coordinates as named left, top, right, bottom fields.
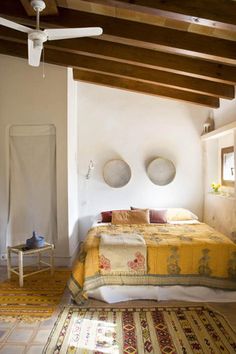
left=38, top=317, right=56, bottom=329
left=33, top=329, right=51, bottom=344
left=17, top=323, right=39, bottom=329
left=26, top=344, right=45, bottom=354
left=0, top=322, right=16, bottom=329
left=7, top=329, right=34, bottom=343
left=0, top=330, right=8, bottom=342
left=0, top=344, right=25, bottom=354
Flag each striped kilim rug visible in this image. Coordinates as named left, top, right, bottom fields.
left=43, top=305, right=236, bottom=353
left=0, top=269, right=71, bottom=322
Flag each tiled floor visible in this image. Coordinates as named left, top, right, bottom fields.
left=0, top=266, right=236, bottom=353
left=0, top=316, right=58, bottom=353
left=0, top=266, right=71, bottom=354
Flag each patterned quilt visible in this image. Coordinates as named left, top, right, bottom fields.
left=68, top=223, right=236, bottom=304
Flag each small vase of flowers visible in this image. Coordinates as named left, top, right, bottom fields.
left=211, top=182, right=221, bottom=193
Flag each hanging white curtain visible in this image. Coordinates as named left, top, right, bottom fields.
left=6, top=125, right=57, bottom=246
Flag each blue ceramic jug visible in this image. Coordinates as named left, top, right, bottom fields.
left=26, top=231, right=45, bottom=249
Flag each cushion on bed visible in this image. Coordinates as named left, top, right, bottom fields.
left=112, top=209, right=150, bottom=224
left=131, top=207, right=167, bottom=223
left=166, top=208, right=198, bottom=221
left=100, top=210, right=129, bottom=223
left=100, top=211, right=112, bottom=223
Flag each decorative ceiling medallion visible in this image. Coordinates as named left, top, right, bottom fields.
left=147, top=157, right=176, bottom=186
left=103, top=159, right=131, bottom=188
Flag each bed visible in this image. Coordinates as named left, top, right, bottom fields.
left=68, top=209, right=236, bottom=304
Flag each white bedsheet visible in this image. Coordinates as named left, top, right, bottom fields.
left=91, top=220, right=200, bottom=228
left=87, top=285, right=236, bottom=303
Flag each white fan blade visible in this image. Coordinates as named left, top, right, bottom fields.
left=44, top=27, right=103, bottom=40
left=0, top=17, right=31, bottom=33
left=28, top=39, right=42, bottom=67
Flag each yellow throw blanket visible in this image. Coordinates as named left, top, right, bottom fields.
left=99, top=233, right=147, bottom=275
left=68, top=223, right=236, bottom=304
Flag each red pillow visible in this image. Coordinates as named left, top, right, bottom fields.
left=100, top=210, right=130, bottom=223
left=100, top=211, right=112, bottom=223
left=130, top=207, right=167, bottom=224
left=149, top=209, right=167, bottom=223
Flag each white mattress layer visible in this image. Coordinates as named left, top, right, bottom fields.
left=91, top=220, right=200, bottom=228
left=87, top=285, right=236, bottom=303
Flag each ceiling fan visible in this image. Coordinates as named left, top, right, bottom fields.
left=0, top=0, right=103, bottom=67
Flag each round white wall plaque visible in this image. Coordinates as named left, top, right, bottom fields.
left=147, top=157, right=176, bottom=185
left=103, top=159, right=131, bottom=188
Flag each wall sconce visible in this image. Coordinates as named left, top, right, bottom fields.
left=86, top=160, right=94, bottom=179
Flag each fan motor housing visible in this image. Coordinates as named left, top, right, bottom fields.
left=29, top=30, right=47, bottom=48
left=31, top=0, right=46, bottom=13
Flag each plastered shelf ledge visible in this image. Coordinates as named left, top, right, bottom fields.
left=208, top=192, right=236, bottom=200
left=201, top=121, right=236, bottom=141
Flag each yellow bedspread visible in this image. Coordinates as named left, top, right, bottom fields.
left=68, top=223, right=236, bottom=304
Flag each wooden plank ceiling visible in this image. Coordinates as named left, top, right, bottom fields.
left=0, top=0, right=236, bottom=107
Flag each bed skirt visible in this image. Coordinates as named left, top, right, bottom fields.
left=87, top=285, right=236, bottom=303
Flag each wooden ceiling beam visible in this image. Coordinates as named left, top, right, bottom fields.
left=0, top=30, right=233, bottom=98
left=56, top=38, right=236, bottom=85
left=0, top=1, right=29, bottom=19
left=48, top=49, right=234, bottom=99
left=73, top=0, right=236, bottom=30
left=0, top=2, right=236, bottom=64
left=0, top=37, right=219, bottom=108
left=57, top=1, right=236, bottom=42
left=44, top=8, right=236, bottom=64
left=1, top=26, right=236, bottom=86
left=73, top=69, right=220, bottom=109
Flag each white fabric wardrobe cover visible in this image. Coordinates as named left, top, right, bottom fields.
left=6, top=125, right=57, bottom=246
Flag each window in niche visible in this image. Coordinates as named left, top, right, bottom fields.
left=221, top=146, right=235, bottom=187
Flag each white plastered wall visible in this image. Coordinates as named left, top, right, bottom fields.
left=0, top=55, right=69, bottom=263
left=67, top=69, right=80, bottom=262
left=204, top=98, right=236, bottom=239
left=76, top=82, right=208, bottom=240
left=213, top=99, right=236, bottom=128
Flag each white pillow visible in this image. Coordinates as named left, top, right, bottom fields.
left=168, top=220, right=200, bottom=225
left=166, top=208, right=198, bottom=222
